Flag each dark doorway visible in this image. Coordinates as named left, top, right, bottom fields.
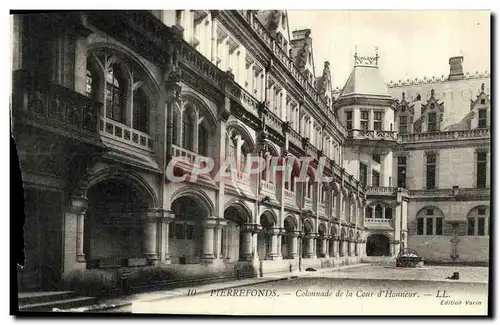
left=366, top=234, right=390, bottom=256
left=21, top=188, right=63, bottom=290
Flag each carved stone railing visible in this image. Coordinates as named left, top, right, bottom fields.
left=348, top=129, right=398, bottom=141
left=261, top=180, right=276, bottom=197
left=266, top=110, right=282, bottom=133
left=365, top=218, right=394, bottom=225
left=398, top=129, right=490, bottom=143
left=365, top=186, right=398, bottom=196
left=238, top=85, right=259, bottom=116
left=408, top=187, right=490, bottom=199
left=171, top=144, right=202, bottom=164
left=288, top=128, right=303, bottom=149
left=99, top=117, right=154, bottom=152
left=12, top=69, right=100, bottom=140
left=304, top=197, right=313, bottom=211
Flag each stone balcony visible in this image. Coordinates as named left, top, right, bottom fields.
left=364, top=218, right=394, bottom=230
left=398, top=129, right=490, bottom=144
left=99, top=117, right=154, bottom=153
left=12, top=69, right=101, bottom=145
left=347, top=129, right=398, bottom=142
left=408, top=187, right=490, bottom=200
left=365, top=186, right=398, bottom=197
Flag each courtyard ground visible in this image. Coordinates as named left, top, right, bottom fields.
left=65, top=264, right=490, bottom=316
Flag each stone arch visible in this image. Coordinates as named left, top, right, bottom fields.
left=87, top=167, right=158, bottom=208
left=224, top=199, right=252, bottom=223
left=416, top=205, right=445, bottom=218
left=86, top=43, right=162, bottom=102
left=282, top=215, right=298, bottom=259
left=171, top=186, right=215, bottom=216
left=284, top=214, right=298, bottom=231
left=303, top=218, right=314, bottom=234
left=180, top=91, right=218, bottom=131
left=226, top=121, right=256, bottom=152
left=260, top=209, right=277, bottom=228
left=366, top=232, right=391, bottom=256
left=222, top=199, right=252, bottom=262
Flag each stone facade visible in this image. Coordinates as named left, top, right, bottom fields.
left=13, top=11, right=490, bottom=293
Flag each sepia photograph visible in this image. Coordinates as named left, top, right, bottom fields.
left=10, top=7, right=492, bottom=317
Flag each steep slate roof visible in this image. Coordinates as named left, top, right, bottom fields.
left=338, top=65, right=392, bottom=99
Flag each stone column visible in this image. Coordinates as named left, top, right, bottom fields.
left=72, top=194, right=88, bottom=263
left=210, top=11, right=219, bottom=65
left=390, top=240, right=395, bottom=256
left=323, top=237, right=328, bottom=257
left=276, top=228, right=284, bottom=259
left=214, top=218, right=227, bottom=259
left=142, top=209, right=159, bottom=264
left=290, top=231, right=300, bottom=259
left=63, top=191, right=89, bottom=273
left=266, top=227, right=280, bottom=260
left=332, top=236, right=339, bottom=257
left=202, top=217, right=218, bottom=263
left=239, top=224, right=254, bottom=261
left=159, top=210, right=174, bottom=263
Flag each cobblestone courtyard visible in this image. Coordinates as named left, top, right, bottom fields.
left=116, top=264, right=489, bottom=315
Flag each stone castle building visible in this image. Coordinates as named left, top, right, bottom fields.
left=12, top=10, right=490, bottom=293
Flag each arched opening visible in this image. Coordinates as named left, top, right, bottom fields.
left=282, top=216, right=296, bottom=259
left=258, top=211, right=276, bottom=259
left=317, top=223, right=326, bottom=257
left=226, top=125, right=255, bottom=181
left=348, top=230, right=354, bottom=256
left=223, top=204, right=249, bottom=262
left=343, top=191, right=350, bottom=221
left=182, top=105, right=196, bottom=152
left=169, top=195, right=209, bottom=264
left=105, top=63, right=126, bottom=123
left=132, top=87, right=149, bottom=133
left=84, top=178, right=151, bottom=268
left=302, top=219, right=313, bottom=258
left=366, top=234, right=391, bottom=256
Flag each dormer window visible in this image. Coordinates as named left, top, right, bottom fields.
left=427, top=113, right=437, bottom=132
left=481, top=99, right=485, bottom=105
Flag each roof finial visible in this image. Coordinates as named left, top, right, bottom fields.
left=431, top=89, right=435, bottom=97
left=402, top=92, right=405, bottom=100
left=481, top=83, right=485, bottom=92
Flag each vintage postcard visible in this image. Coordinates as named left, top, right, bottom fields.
left=12, top=9, right=491, bottom=316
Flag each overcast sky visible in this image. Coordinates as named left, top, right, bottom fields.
left=286, top=10, right=491, bottom=89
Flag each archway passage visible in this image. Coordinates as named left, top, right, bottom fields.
left=258, top=211, right=276, bottom=259
left=169, top=196, right=208, bottom=264
left=84, top=178, right=151, bottom=268
left=302, top=219, right=314, bottom=258
left=282, top=216, right=296, bottom=259
left=366, top=234, right=391, bottom=256
left=223, top=205, right=249, bottom=262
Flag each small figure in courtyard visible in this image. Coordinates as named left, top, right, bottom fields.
left=446, top=272, right=460, bottom=280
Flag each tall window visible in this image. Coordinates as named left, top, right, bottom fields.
left=105, top=64, right=124, bottom=123
left=375, top=204, right=383, bottom=218
left=426, top=153, right=437, bottom=189
left=478, top=109, right=487, bottom=128
left=468, top=207, right=488, bottom=236
left=418, top=208, right=443, bottom=235
left=198, top=124, right=208, bottom=156
left=359, top=163, right=367, bottom=186
left=397, top=156, right=407, bottom=188
left=345, top=111, right=353, bottom=130
left=172, top=110, right=179, bottom=146
left=366, top=206, right=373, bottom=218
left=372, top=170, right=380, bottom=187
left=427, top=112, right=437, bottom=132
left=132, top=89, right=149, bottom=132
left=399, top=115, right=408, bottom=134
left=182, top=111, right=194, bottom=151
left=360, top=110, right=369, bottom=130
left=385, top=207, right=393, bottom=219
left=374, top=111, right=383, bottom=131
left=477, top=152, right=487, bottom=188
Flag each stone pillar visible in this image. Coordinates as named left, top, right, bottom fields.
left=63, top=192, right=89, bottom=273
left=266, top=227, right=280, bottom=260
left=210, top=11, right=219, bottom=65
left=214, top=218, right=227, bottom=259
left=290, top=231, right=300, bottom=259
left=390, top=240, right=395, bottom=256
left=202, top=217, right=218, bottom=263
left=239, top=224, right=254, bottom=261
left=277, top=228, right=284, bottom=259
left=142, top=209, right=159, bottom=264
left=159, top=210, right=174, bottom=263
left=332, top=236, right=339, bottom=257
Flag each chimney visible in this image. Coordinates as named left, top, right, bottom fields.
left=448, top=56, right=464, bottom=81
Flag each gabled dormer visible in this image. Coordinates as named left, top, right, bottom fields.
left=470, top=83, right=490, bottom=129
left=290, top=29, right=315, bottom=85
left=255, top=10, right=290, bottom=53
left=315, top=61, right=333, bottom=108
left=420, top=89, right=444, bottom=132
left=395, top=92, right=415, bottom=134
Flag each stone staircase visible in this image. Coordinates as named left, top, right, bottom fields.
left=18, top=291, right=97, bottom=312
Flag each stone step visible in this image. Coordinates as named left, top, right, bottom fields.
left=18, top=291, right=78, bottom=306
left=19, top=296, right=97, bottom=312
